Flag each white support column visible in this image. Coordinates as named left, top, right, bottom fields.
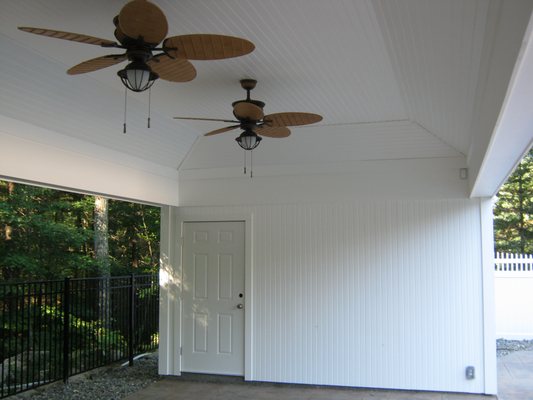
left=480, top=197, right=497, bottom=394
left=158, top=205, right=181, bottom=375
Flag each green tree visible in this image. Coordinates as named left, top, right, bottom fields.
left=0, top=182, right=95, bottom=280
left=493, top=149, right=533, bottom=253
left=0, top=180, right=160, bottom=282
left=108, top=201, right=160, bottom=275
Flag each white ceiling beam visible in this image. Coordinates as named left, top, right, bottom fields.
left=469, top=6, right=533, bottom=197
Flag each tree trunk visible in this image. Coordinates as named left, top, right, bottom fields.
left=94, top=196, right=111, bottom=329
left=131, top=238, right=138, bottom=269
left=518, top=165, right=526, bottom=253
left=4, top=182, right=14, bottom=241
left=3, top=182, right=15, bottom=280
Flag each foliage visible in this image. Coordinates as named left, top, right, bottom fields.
left=0, top=277, right=159, bottom=387
left=0, top=181, right=159, bottom=396
left=493, top=149, right=533, bottom=253
left=108, top=201, right=160, bottom=275
left=0, top=180, right=160, bottom=282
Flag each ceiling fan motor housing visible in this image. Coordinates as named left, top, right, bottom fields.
left=232, top=99, right=265, bottom=110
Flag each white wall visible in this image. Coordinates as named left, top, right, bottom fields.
left=173, top=199, right=486, bottom=393
left=157, top=156, right=496, bottom=393
left=495, top=271, right=533, bottom=339
left=179, top=157, right=468, bottom=206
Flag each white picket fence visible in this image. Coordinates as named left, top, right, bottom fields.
left=494, top=252, right=533, bottom=339
left=494, top=252, right=533, bottom=273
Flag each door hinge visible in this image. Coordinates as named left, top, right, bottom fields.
left=180, top=347, right=182, bottom=356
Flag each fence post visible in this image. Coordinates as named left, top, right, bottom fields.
left=62, top=277, right=70, bottom=383
left=128, top=274, right=135, bottom=367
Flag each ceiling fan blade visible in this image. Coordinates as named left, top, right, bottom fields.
left=204, top=125, right=240, bottom=137
left=174, top=117, right=240, bottom=123
left=233, top=102, right=264, bottom=121
left=18, top=27, right=117, bottom=47
left=254, top=126, right=291, bottom=138
left=164, top=34, right=255, bottom=60
left=67, top=54, right=127, bottom=75
left=118, top=0, right=168, bottom=45
left=147, top=54, right=196, bottom=82
left=263, top=112, right=323, bottom=127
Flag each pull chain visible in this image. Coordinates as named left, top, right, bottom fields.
left=250, top=149, right=253, bottom=179
left=123, top=87, right=127, bottom=134
left=147, top=87, right=151, bottom=129
left=243, top=150, right=247, bottom=175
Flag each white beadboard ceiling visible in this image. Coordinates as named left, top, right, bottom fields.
left=0, top=0, right=526, bottom=176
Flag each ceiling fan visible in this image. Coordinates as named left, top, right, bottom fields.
left=174, top=79, right=323, bottom=151
left=18, top=0, right=255, bottom=93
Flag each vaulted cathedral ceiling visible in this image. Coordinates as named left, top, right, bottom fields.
left=0, top=0, right=531, bottom=177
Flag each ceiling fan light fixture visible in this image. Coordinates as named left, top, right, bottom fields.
left=236, top=129, right=262, bottom=150
left=117, top=60, right=158, bottom=92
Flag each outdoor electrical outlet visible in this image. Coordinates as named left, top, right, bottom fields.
left=465, top=366, right=475, bottom=379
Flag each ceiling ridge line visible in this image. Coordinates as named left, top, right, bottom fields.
left=412, top=120, right=466, bottom=157
left=176, top=135, right=202, bottom=172
left=465, top=0, right=503, bottom=162
left=369, top=1, right=413, bottom=119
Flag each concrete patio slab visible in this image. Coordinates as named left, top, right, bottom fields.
left=122, top=349, right=533, bottom=400
left=498, top=350, right=533, bottom=400
left=123, top=376, right=493, bottom=400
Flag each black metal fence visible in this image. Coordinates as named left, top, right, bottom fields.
left=0, top=274, right=159, bottom=398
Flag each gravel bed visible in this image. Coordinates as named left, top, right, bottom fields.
left=10, top=352, right=160, bottom=400
left=6, top=341, right=533, bottom=399
left=497, top=338, right=533, bottom=357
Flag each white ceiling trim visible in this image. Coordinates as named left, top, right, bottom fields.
left=471, top=11, right=533, bottom=197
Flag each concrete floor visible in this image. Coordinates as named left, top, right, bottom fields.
left=497, top=350, right=533, bottom=400
left=124, top=376, right=493, bottom=400
left=124, top=350, right=533, bottom=400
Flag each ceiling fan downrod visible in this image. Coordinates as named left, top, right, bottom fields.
left=233, top=79, right=265, bottom=109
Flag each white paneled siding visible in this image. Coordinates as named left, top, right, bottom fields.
left=176, top=199, right=485, bottom=393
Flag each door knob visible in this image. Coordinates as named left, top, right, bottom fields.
left=237, top=303, right=244, bottom=309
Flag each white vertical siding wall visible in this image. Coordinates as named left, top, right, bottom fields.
left=177, top=199, right=485, bottom=393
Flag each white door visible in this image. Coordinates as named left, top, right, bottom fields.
left=182, top=221, right=245, bottom=375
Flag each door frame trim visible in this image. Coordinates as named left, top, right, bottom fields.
left=177, top=215, right=253, bottom=380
